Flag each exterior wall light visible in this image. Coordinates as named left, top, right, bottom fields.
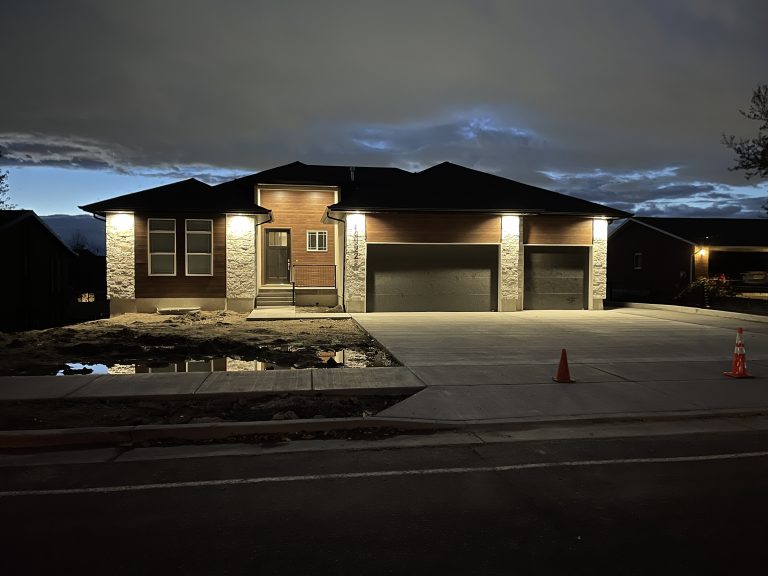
left=227, top=214, right=253, bottom=236
left=501, top=215, right=521, bottom=238
left=592, top=218, right=608, bottom=241
left=347, top=212, right=365, bottom=232
left=109, top=212, right=134, bottom=232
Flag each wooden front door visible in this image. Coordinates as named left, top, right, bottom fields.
left=265, top=229, right=290, bottom=283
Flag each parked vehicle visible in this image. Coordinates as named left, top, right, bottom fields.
left=741, top=271, right=768, bottom=285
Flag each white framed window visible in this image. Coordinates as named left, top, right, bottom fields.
left=186, top=219, right=213, bottom=276
left=307, top=230, right=328, bottom=252
left=633, top=252, right=643, bottom=270
left=148, top=218, right=176, bottom=276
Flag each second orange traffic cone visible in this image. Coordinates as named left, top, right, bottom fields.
left=553, top=348, right=575, bottom=383
left=724, top=327, right=753, bottom=379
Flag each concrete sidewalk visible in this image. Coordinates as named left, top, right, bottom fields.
left=0, top=367, right=424, bottom=400
left=377, top=365, right=768, bottom=423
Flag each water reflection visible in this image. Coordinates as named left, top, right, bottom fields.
left=56, top=362, right=110, bottom=376
left=55, top=349, right=380, bottom=376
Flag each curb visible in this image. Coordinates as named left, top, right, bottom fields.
left=0, top=417, right=454, bottom=449
left=2, top=408, right=768, bottom=450
left=611, top=302, right=768, bottom=324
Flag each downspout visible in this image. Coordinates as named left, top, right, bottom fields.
left=324, top=208, right=347, bottom=312
left=255, top=211, right=274, bottom=304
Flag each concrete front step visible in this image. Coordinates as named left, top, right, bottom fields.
left=257, top=293, right=295, bottom=306
left=257, top=300, right=295, bottom=307
left=257, top=288, right=295, bottom=307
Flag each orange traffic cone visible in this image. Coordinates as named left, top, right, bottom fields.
left=553, top=348, right=575, bottom=383
left=724, top=327, right=753, bottom=379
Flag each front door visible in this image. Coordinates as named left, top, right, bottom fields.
left=265, top=229, right=290, bottom=283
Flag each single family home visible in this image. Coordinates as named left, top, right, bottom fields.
left=80, top=161, right=630, bottom=315
left=608, top=216, right=768, bottom=302
left=0, top=210, right=78, bottom=331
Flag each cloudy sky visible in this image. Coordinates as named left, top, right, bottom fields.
left=1, top=0, right=767, bottom=216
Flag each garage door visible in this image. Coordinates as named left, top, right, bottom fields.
left=366, top=244, right=498, bottom=312
left=524, top=246, right=589, bottom=310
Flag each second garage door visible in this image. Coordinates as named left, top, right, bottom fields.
left=524, top=246, right=589, bottom=309
left=366, top=244, right=498, bottom=312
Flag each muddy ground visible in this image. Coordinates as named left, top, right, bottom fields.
left=0, top=310, right=398, bottom=376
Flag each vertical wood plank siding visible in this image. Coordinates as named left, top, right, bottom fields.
left=259, top=189, right=336, bottom=284
left=366, top=214, right=501, bottom=243
left=135, top=214, right=226, bottom=298
left=523, top=216, right=593, bottom=245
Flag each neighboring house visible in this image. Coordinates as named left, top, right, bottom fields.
left=0, top=210, right=78, bottom=331
left=608, top=217, right=768, bottom=302
left=70, top=248, right=109, bottom=322
left=80, top=161, right=630, bottom=315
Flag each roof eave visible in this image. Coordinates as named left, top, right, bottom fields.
left=79, top=206, right=271, bottom=217
left=328, top=205, right=630, bottom=219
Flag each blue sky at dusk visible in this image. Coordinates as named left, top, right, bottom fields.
left=1, top=1, right=766, bottom=216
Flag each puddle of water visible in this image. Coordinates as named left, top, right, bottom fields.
left=56, top=362, right=110, bottom=376
left=51, top=349, right=390, bottom=376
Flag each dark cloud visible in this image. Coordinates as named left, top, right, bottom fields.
left=1, top=0, right=767, bottom=217
left=633, top=203, right=747, bottom=218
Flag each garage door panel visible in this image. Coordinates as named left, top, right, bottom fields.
left=367, top=245, right=498, bottom=312
left=524, top=247, right=588, bottom=310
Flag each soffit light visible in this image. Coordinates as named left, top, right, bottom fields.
left=110, top=212, right=133, bottom=231
left=228, top=215, right=252, bottom=236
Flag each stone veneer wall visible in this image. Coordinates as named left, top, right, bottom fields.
left=344, top=213, right=367, bottom=312
left=592, top=219, right=608, bottom=308
left=225, top=215, right=256, bottom=312
left=106, top=213, right=135, bottom=301
left=500, top=215, right=522, bottom=311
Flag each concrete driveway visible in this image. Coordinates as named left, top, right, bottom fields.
left=352, top=308, right=768, bottom=422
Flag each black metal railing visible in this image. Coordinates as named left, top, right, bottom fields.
left=292, top=264, right=337, bottom=288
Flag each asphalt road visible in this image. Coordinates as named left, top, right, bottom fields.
left=2, top=426, right=768, bottom=575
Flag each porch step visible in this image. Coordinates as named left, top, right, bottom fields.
left=257, top=300, right=295, bottom=307
left=257, top=289, right=295, bottom=307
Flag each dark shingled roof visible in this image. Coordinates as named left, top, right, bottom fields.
left=79, top=178, right=270, bottom=216
left=79, top=161, right=630, bottom=219
left=0, top=209, right=32, bottom=230
left=0, top=209, right=76, bottom=254
left=632, top=217, right=768, bottom=247
left=213, top=161, right=414, bottom=196
left=329, top=162, right=630, bottom=217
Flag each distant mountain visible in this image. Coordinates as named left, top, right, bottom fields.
left=41, top=214, right=106, bottom=255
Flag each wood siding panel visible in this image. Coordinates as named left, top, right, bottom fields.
left=366, top=214, right=501, bottom=243
left=523, top=216, right=593, bottom=245
left=259, top=189, right=336, bottom=283
left=135, top=214, right=226, bottom=298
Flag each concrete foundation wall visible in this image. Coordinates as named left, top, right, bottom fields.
left=226, top=298, right=255, bottom=313
left=295, top=288, right=338, bottom=307
left=109, top=298, right=137, bottom=315
left=135, top=297, right=227, bottom=313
